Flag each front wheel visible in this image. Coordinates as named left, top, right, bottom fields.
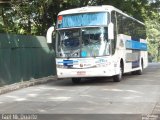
left=113, top=64, right=123, bottom=82
left=72, top=78, right=81, bottom=84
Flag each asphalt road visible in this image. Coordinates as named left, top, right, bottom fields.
left=0, top=63, right=160, bottom=120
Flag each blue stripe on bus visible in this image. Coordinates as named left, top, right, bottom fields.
left=58, top=60, right=78, bottom=64
left=126, top=40, right=147, bottom=51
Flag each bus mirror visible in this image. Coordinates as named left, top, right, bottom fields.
left=46, top=26, right=55, bottom=43
left=108, top=22, right=114, bottom=40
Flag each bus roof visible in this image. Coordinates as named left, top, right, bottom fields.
left=58, top=5, right=144, bottom=25
left=58, top=5, right=116, bottom=15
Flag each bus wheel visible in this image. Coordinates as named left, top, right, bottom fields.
left=113, top=63, right=123, bottom=82
left=136, top=59, right=143, bottom=75
left=72, top=78, right=81, bottom=84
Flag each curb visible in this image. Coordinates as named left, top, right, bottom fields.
left=0, top=75, right=57, bottom=95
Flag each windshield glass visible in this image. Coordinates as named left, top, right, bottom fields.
left=81, top=27, right=109, bottom=57
left=57, top=12, right=108, bottom=28
left=56, top=27, right=109, bottom=58
left=57, top=29, right=81, bottom=57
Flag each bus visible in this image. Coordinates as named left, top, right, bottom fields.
left=46, top=5, right=148, bottom=83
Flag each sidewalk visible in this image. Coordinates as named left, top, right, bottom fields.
left=0, top=76, right=57, bottom=95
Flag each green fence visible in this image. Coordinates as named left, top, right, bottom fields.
left=0, top=33, right=56, bottom=86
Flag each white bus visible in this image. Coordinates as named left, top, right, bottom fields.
left=47, top=5, right=148, bottom=83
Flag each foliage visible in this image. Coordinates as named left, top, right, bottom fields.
left=0, top=0, right=152, bottom=35
left=0, top=0, right=160, bottom=61
left=146, top=18, right=160, bottom=61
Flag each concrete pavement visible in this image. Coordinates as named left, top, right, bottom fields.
left=0, top=63, right=160, bottom=119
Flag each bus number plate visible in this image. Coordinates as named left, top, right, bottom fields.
left=77, top=71, right=86, bottom=75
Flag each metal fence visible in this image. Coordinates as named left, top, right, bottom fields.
left=0, top=33, right=56, bottom=86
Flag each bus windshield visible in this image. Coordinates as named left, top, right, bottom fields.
left=57, top=12, right=108, bottom=28
left=57, top=27, right=110, bottom=58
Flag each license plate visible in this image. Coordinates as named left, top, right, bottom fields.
left=77, top=71, right=86, bottom=75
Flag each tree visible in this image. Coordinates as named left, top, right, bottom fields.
left=0, top=0, right=91, bottom=35
left=1, top=0, right=160, bottom=61
left=0, top=0, right=151, bottom=35
left=0, top=1, right=11, bottom=32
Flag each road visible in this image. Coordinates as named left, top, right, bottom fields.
left=0, top=63, right=160, bottom=120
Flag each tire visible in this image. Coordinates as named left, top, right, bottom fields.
left=72, top=78, right=81, bottom=84
left=131, top=59, right=143, bottom=75
left=113, top=63, right=123, bottom=82
left=136, top=60, right=143, bottom=75
left=131, top=71, right=137, bottom=75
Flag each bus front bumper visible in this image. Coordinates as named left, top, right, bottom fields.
left=57, top=67, right=117, bottom=78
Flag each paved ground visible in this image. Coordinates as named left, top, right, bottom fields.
left=0, top=63, right=160, bottom=119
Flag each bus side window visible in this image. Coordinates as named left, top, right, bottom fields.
left=116, top=13, right=123, bottom=34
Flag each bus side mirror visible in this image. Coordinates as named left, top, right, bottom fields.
left=108, top=22, right=114, bottom=40
left=46, top=26, right=55, bottom=43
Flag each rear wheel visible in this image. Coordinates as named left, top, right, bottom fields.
left=136, top=59, right=143, bottom=75
left=72, top=78, right=81, bottom=84
left=113, top=63, right=123, bottom=82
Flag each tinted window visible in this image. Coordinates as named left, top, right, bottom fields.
left=116, top=12, right=146, bottom=39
